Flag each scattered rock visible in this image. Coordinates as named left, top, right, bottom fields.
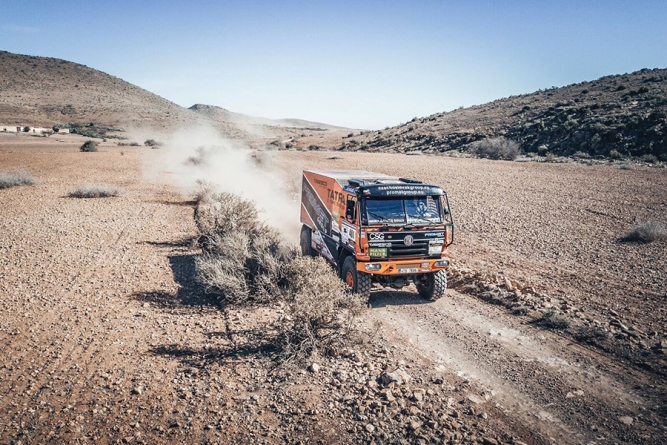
left=619, top=416, right=634, bottom=425
left=380, top=368, right=412, bottom=386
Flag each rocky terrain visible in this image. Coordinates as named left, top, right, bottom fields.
left=1, top=133, right=665, bottom=443
left=337, top=68, right=667, bottom=160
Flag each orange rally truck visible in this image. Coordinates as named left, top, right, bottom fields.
left=300, top=170, right=454, bottom=299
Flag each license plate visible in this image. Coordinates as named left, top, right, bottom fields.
left=369, top=247, right=388, bottom=258
left=398, top=267, right=419, bottom=274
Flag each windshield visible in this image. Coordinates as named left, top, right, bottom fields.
left=364, top=196, right=443, bottom=225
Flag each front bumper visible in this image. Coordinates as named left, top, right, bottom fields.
left=356, top=257, right=450, bottom=275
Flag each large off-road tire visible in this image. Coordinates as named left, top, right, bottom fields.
left=300, top=225, right=315, bottom=257
left=341, top=256, right=372, bottom=299
left=416, top=270, right=447, bottom=300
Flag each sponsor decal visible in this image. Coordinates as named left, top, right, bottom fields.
left=327, top=189, right=345, bottom=205
left=341, top=220, right=356, bottom=247
left=313, top=178, right=328, bottom=187
left=370, top=184, right=443, bottom=196
left=368, top=242, right=391, bottom=248
left=302, top=178, right=331, bottom=236
left=424, top=231, right=445, bottom=237
left=368, top=232, right=384, bottom=240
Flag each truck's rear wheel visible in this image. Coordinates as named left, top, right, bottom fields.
left=416, top=270, right=447, bottom=300
left=300, top=225, right=315, bottom=257
left=341, top=256, right=372, bottom=299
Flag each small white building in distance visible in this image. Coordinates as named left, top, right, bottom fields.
left=0, top=126, right=22, bottom=132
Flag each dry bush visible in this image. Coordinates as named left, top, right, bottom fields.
left=195, top=190, right=265, bottom=240
left=80, top=140, right=98, bottom=152
left=277, top=256, right=365, bottom=362
left=468, top=137, right=520, bottom=160
left=193, top=186, right=367, bottom=362
left=0, top=170, right=37, bottom=189
left=622, top=222, right=667, bottom=243
left=68, top=185, right=123, bottom=198
left=195, top=229, right=295, bottom=304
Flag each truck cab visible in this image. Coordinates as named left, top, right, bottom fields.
left=300, top=170, right=454, bottom=299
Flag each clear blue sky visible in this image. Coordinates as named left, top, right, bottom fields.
left=2, top=1, right=666, bottom=129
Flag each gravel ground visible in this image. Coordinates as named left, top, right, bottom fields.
left=1, top=135, right=666, bottom=444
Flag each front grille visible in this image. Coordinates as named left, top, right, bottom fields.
left=388, top=240, right=429, bottom=258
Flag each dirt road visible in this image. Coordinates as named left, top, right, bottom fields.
left=1, top=135, right=665, bottom=443
left=369, top=289, right=665, bottom=444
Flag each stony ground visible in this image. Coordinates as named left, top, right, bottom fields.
left=1, top=134, right=666, bottom=444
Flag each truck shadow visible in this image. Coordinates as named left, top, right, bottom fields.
left=369, top=290, right=432, bottom=308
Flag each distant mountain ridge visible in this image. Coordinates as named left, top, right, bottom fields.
left=338, top=68, right=667, bottom=159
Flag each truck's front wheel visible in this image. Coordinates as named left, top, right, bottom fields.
left=300, top=225, right=315, bottom=257
left=416, top=270, right=447, bottom=300
left=341, top=256, right=372, bottom=299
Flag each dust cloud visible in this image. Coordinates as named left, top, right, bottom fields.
left=138, top=125, right=301, bottom=242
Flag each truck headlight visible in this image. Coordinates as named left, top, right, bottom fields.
left=365, top=263, right=382, bottom=271
left=435, top=260, right=450, bottom=267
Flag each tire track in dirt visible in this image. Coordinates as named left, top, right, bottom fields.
left=368, top=289, right=666, bottom=445
left=0, top=207, right=144, bottom=441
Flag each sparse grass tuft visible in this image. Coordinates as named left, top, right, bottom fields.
left=468, top=137, right=520, bottom=161
left=0, top=170, right=37, bottom=189
left=621, top=222, right=667, bottom=243
left=68, top=185, right=123, bottom=198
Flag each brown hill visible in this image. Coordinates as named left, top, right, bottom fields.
left=0, top=50, right=201, bottom=131
left=0, top=51, right=352, bottom=140
left=338, top=68, right=667, bottom=160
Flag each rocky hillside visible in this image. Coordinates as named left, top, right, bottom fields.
left=339, top=68, right=667, bottom=160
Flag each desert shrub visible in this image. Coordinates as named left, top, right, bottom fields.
left=641, top=154, right=658, bottom=164
left=545, top=153, right=556, bottom=162
left=622, top=222, right=667, bottom=243
left=193, top=187, right=366, bottom=362
left=537, top=145, right=548, bottom=156
left=533, top=311, right=570, bottom=330
left=23, top=126, right=30, bottom=132
left=194, top=190, right=294, bottom=302
left=277, top=256, right=365, bottom=361
left=0, top=170, right=37, bottom=189
left=573, top=151, right=590, bottom=159
left=80, top=140, right=98, bottom=152
left=609, top=149, right=623, bottom=160
left=144, top=139, right=163, bottom=148
left=468, top=137, right=520, bottom=160
left=68, top=185, right=123, bottom=198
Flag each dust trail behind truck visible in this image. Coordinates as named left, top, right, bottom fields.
left=300, top=170, right=454, bottom=299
